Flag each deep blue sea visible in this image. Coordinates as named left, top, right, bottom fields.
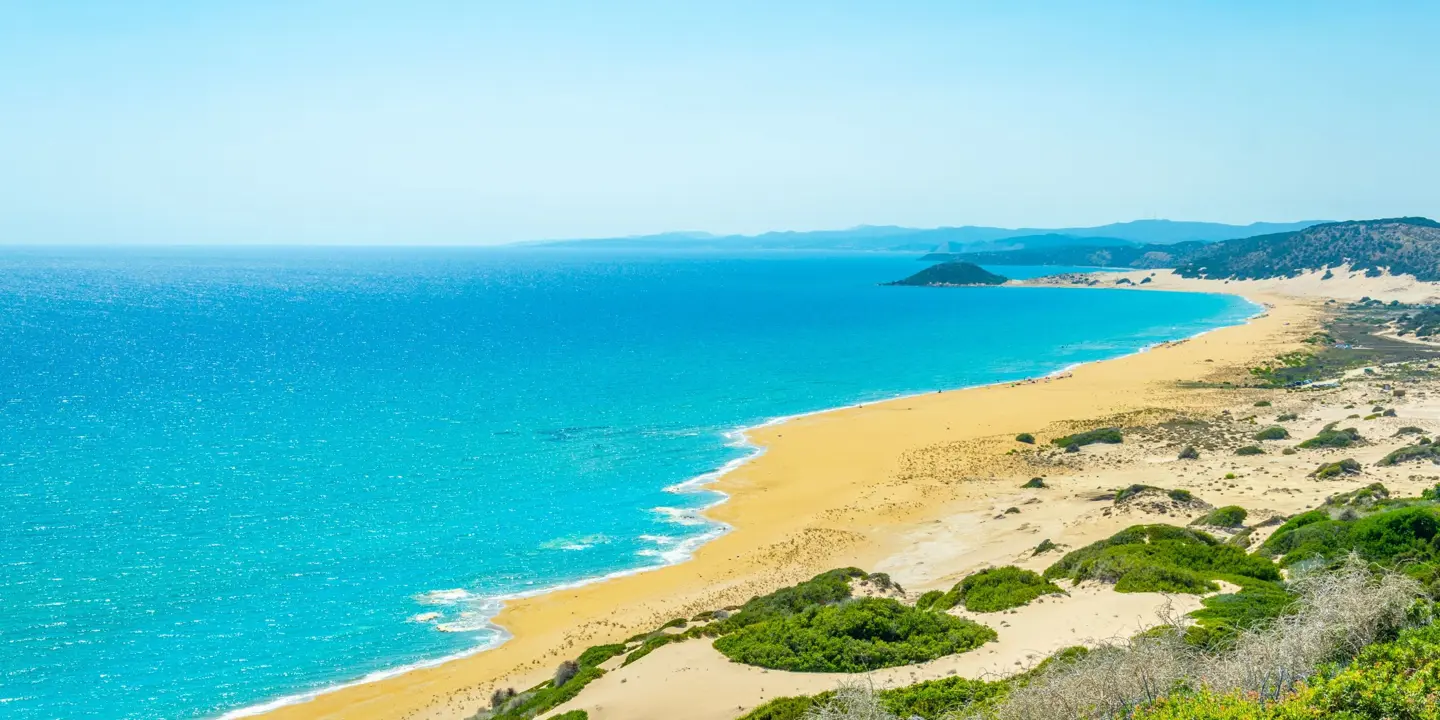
left=0, top=248, right=1256, bottom=720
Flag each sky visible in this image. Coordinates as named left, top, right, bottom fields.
left=2, top=1, right=1438, bottom=245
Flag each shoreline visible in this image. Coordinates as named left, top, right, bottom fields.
left=252, top=282, right=1296, bottom=720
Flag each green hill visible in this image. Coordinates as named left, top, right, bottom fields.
left=886, top=262, right=1008, bottom=287
left=932, top=217, right=1440, bottom=281
left=1174, top=217, right=1440, bottom=280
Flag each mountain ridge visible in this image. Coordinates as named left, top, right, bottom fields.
left=526, top=220, right=1326, bottom=253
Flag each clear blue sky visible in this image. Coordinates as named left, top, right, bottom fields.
left=2, top=1, right=1438, bottom=245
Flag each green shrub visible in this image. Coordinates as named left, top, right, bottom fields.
left=658, top=617, right=687, bottom=630
left=1193, top=506, right=1248, bottom=528
left=949, top=566, right=1062, bottom=612
left=489, top=665, right=605, bottom=720
left=1254, top=400, right=1272, bottom=407
left=1015, top=432, right=1035, bottom=444
left=1254, top=426, right=1291, bottom=441
left=1052, top=427, right=1123, bottom=448
left=1297, top=426, right=1362, bottom=448
left=574, top=643, right=626, bottom=668
left=1276, top=412, right=1299, bottom=421
left=1310, top=458, right=1361, bottom=479
left=716, top=567, right=866, bottom=632
left=1044, top=524, right=1280, bottom=592
left=1235, top=445, right=1265, bottom=456
left=1033, top=538, right=1059, bottom=556
left=738, top=694, right=830, bottom=720
left=914, top=590, right=943, bottom=610
left=1378, top=442, right=1440, bottom=466
left=1178, top=445, right=1200, bottom=460
left=1021, top=477, right=1046, bottom=489
left=1395, top=425, right=1427, bottom=436
left=551, top=712, right=588, bottom=720
left=620, top=632, right=683, bottom=666
left=1261, top=502, right=1440, bottom=568
left=712, top=597, right=996, bottom=672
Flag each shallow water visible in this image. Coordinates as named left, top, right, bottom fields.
left=0, top=247, right=1256, bottom=719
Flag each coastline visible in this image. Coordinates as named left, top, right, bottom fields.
left=250, top=278, right=1305, bottom=720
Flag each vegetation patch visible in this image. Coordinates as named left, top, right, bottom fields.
left=1378, top=442, right=1440, bottom=466
left=1297, top=424, right=1363, bottom=448
left=1014, top=432, right=1035, bottom=444
left=1310, top=458, right=1361, bottom=479
left=1021, top=477, right=1046, bottom=489
left=1235, top=445, right=1264, bottom=456
left=712, top=597, right=995, bottom=672
left=1043, top=524, right=1280, bottom=594
left=934, top=566, right=1063, bottom=613
left=1192, top=505, right=1248, bottom=528
left=739, top=674, right=1005, bottom=720
left=486, top=665, right=605, bottom=720
left=1253, top=426, right=1290, bottom=441
left=1177, top=445, right=1200, bottom=460
left=1051, top=427, right=1123, bottom=449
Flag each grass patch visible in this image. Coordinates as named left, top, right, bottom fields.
left=1235, top=445, right=1265, bottom=456
left=712, top=597, right=995, bottom=672
left=739, top=675, right=1005, bottom=720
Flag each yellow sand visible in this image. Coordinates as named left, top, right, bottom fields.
left=258, top=284, right=1322, bottom=720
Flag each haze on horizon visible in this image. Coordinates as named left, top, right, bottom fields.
left=2, top=1, right=1438, bottom=246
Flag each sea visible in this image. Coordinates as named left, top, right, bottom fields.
left=0, top=247, right=1258, bottom=720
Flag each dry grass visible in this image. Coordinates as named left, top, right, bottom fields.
left=953, top=557, right=1424, bottom=720
left=803, top=682, right=896, bottom=720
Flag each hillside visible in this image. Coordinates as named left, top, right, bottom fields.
left=885, top=261, right=1008, bottom=287
left=1174, top=217, right=1440, bottom=280
left=936, top=218, right=1440, bottom=281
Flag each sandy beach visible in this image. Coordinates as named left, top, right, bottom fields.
left=257, top=269, right=1440, bottom=720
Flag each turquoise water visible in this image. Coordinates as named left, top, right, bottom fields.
left=0, top=248, right=1256, bottom=720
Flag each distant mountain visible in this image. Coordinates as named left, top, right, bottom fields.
left=529, top=220, right=1325, bottom=253
left=884, top=261, right=1009, bottom=287
left=934, top=218, right=1440, bottom=281
left=1175, top=217, right=1440, bottom=280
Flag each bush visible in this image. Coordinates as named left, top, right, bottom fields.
left=1021, top=477, right=1046, bottom=489
left=1033, top=539, right=1059, bottom=556
left=712, top=597, right=996, bottom=672
left=1015, top=432, right=1035, bottom=444
left=551, top=712, right=589, bottom=720
left=1254, top=426, right=1291, bottom=441
left=1395, top=425, right=1426, bottom=436
left=1193, top=506, right=1248, bottom=528
left=718, top=568, right=867, bottom=632
left=1043, top=524, right=1280, bottom=593
left=1378, top=442, right=1440, bottom=466
left=488, top=665, right=605, bottom=720
left=1235, top=445, right=1265, bottom=456
left=1178, top=445, right=1200, bottom=460
left=1296, top=426, right=1362, bottom=449
left=1052, top=427, right=1123, bottom=449
left=574, top=643, right=626, bottom=668
left=914, top=590, right=943, bottom=611
left=1260, top=501, right=1440, bottom=568
left=1309, top=458, right=1361, bottom=479
left=949, top=566, right=1062, bottom=613
left=1276, top=412, right=1299, bottom=422
left=1254, top=400, right=1272, bottom=407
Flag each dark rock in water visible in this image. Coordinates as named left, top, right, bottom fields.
left=886, top=261, right=1008, bottom=287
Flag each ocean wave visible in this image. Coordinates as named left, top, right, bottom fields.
left=539, top=533, right=612, bottom=551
